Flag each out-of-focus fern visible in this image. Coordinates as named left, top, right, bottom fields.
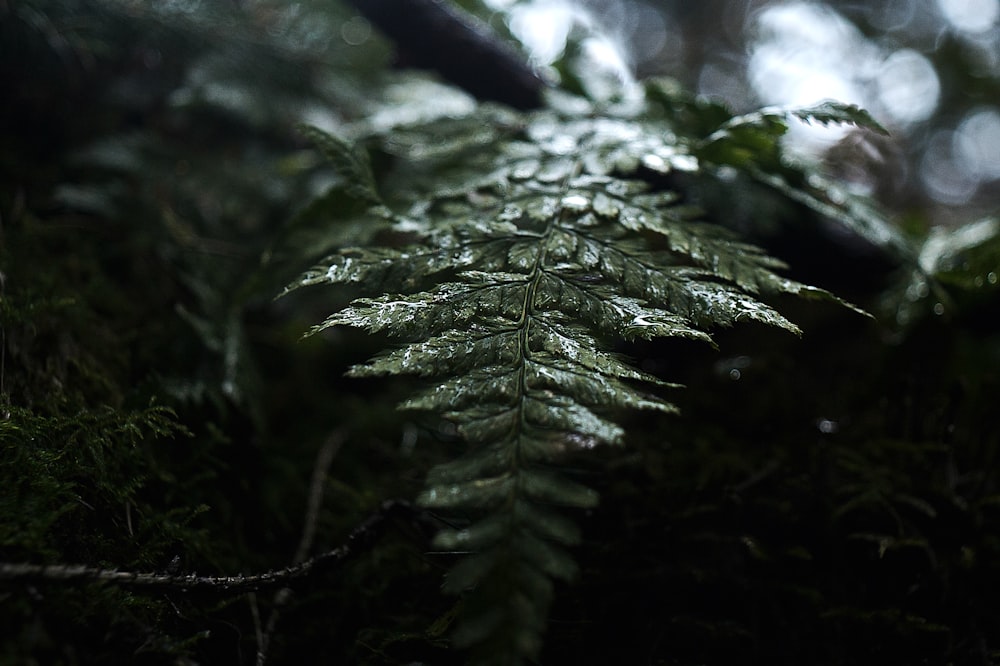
left=284, top=80, right=884, bottom=664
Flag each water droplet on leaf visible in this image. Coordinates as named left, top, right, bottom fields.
left=670, top=154, right=699, bottom=172
left=561, top=194, right=590, bottom=212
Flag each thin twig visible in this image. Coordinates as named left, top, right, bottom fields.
left=295, top=430, right=345, bottom=564
left=256, top=430, right=345, bottom=666
left=0, top=500, right=418, bottom=593
left=248, top=591, right=264, bottom=657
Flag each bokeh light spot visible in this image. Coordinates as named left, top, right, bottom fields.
left=341, top=15, right=371, bottom=46
left=876, top=49, right=940, bottom=125
left=921, top=130, right=979, bottom=204
left=937, top=0, right=1000, bottom=34
left=748, top=3, right=871, bottom=152
left=954, top=107, right=1000, bottom=181
left=508, top=1, right=578, bottom=66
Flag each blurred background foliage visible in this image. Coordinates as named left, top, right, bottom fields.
left=482, top=0, right=1000, bottom=226
left=0, top=0, right=998, bottom=664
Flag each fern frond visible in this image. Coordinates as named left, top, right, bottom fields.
left=295, top=124, right=383, bottom=208
left=288, top=90, right=866, bottom=663
left=675, top=88, right=916, bottom=266
left=706, top=100, right=889, bottom=144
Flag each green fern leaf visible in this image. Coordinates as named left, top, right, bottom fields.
left=295, top=124, right=383, bottom=208
left=680, top=90, right=915, bottom=267
left=788, top=101, right=890, bottom=135
left=288, top=86, right=868, bottom=663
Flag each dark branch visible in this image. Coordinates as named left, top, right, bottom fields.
left=344, top=0, right=547, bottom=110
left=0, top=499, right=429, bottom=593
